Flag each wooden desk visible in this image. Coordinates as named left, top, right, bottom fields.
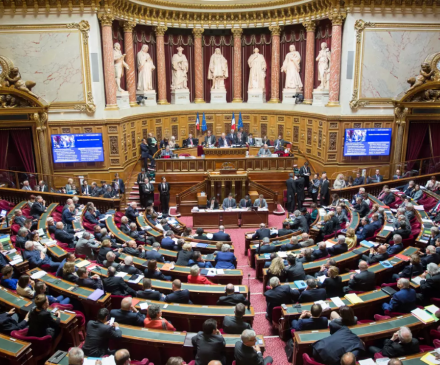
left=241, top=210, right=269, bottom=227
left=245, top=230, right=298, bottom=256
left=0, top=332, right=32, bottom=365
left=196, top=192, right=207, bottom=207
left=204, top=147, right=248, bottom=158
left=2, top=237, right=29, bottom=275
left=192, top=209, right=268, bottom=229
left=192, top=210, right=222, bottom=228
left=1, top=201, right=26, bottom=231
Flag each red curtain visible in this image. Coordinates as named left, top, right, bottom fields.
left=314, top=19, right=332, bottom=90
left=406, top=123, right=429, bottom=170
left=0, top=130, right=9, bottom=170
left=112, top=20, right=126, bottom=90
left=9, top=129, right=35, bottom=173
left=133, top=25, right=157, bottom=92
left=164, top=29, right=195, bottom=103
left=202, top=31, right=234, bottom=103
left=429, top=123, right=440, bottom=158
left=241, top=29, right=272, bottom=102
left=280, top=25, right=306, bottom=98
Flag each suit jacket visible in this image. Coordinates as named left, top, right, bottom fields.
left=278, top=228, right=295, bottom=237
left=382, top=338, right=420, bottom=358
left=206, top=201, right=219, bottom=210
left=165, top=289, right=192, bottom=304
left=420, top=272, right=440, bottom=299
left=161, top=237, right=178, bottom=251
left=258, top=244, right=277, bottom=254
left=15, top=235, right=28, bottom=249
left=253, top=199, right=268, bottom=209
left=222, top=198, right=237, bottom=209
left=14, top=216, right=27, bottom=227
left=320, top=179, right=330, bottom=199
left=0, top=312, right=28, bottom=335
left=382, top=288, right=417, bottom=313
left=222, top=316, right=251, bottom=335
left=261, top=139, right=271, bottom=146
left=291, top=317, right=328, bottom=331
left=383, top=193, right=395, bottom=205
left=299, top=166, right=311, bottom=177
left=356, top=223, right=376, bottom=241
left=294, top=178, right=305, bottom=201
left=298, top=288, right=327, bottom=303
left=239, top=199, right=252, bottom=208
left=120, top=265, right=142, bottom=276
left=353, top=177, right=365, bottom=186
left=204, top=135, right=216, bottom=146
left=347, top=270, right=376, bottom=291
left=353, top=201, right=370, bottom=218
left=226, top=133, right=237, bottom=145
left=328, top=243, right=348, bottom=256
left=371, top=174, right=384, bottom=183
left=321, top=276, right=344, bottom=298
left=312, top=248, right=328, bottom=260
left=252, top=228, right=271, bottom=240
left=264, top=285, right=298, bottom=317
left=114, top=178, right=125, bottom=194
left=185, top=137, right=197, bottom=147
left=286, top=263, right=305, bottom=282
left=125, top=206, right=139, bottom=223
left=82, top=185, right=92, bottom=195
left=82, top=320, right=122, bottom=357
left=234, top=341, right=265, bottom=365
left=192, top=332, right=226, bottom=365
left=62, top=210, right=75, bottom=225
left=103, top=276, right=136, bottom=296
left=286, top=178, right=296, bottom=203
left=75, top=238, right=100, bottom=260
left=159, top=182, right=170, bottom=196
left=145, top=249, right=165, bottom=263
left=258, top=148, right=271, bottom=156
left=387, top=243, right=404, bottom=256
left=216, top=293, right=249, bottom=306
left=77, top=277, right=103, bottom=290
left=136, top=289, right=163, bottom=301
left=366, top=251, right=389, bottom=264
left=85, top=211, right=100, bottom=225
left=289, top=216, right=309, bottom=233
left=27, top=309, right=60, bottom=337
left=246, top=136, right=255, bottom=146
left=137, top=172, right=148, bottom=185
left=109, top=308, right=145, bottom=327
left=55, top=228, right=75, bottom=246
left=30, top=202, right=45, bottom=219
left=144, top=269, right=168, bottom=281
left=274, top=139, right=285, bottom=150
left=140, top=143, right=151, bottom=158
left=120, top=223, right=131, bottom=235
left=218, top=138, right=228, bottom=147
left=212, top=231, right=231, bottom=242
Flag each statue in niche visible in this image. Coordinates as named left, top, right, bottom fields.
left=208, top=48, right=228, bottom=90
left=137, top=45, right=156, bottom=91
left=316, top=42, right=331, bottom=90
left=4, top=67, right=38, bottom=98
left=247, top=48, right=267, bottom=90
left=113, top=42, right=129, bottom=92
left=281, top=44, right=303, bottom=92
left=171, top=46, right=189, bottom=90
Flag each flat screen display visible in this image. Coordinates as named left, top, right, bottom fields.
left=343, top=128, right=392, bottom=157
left=52, top=133, right=104, bottom=163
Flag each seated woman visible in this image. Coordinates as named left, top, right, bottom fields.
left=1, top=266, right=18, bottom=290
left=321, top=266, right=344, bottom=298
left=62, top=262, right=78, bottom=283
left=65, top=178, right=77, bottom=195
left=266, top=256, right=287, bottom=283
left=399, top=195, right=411, bottom=209
left=168, top=136, right=177, bottom=149
left=377, top=185, right=389, bottom=201
left=319, top=214, right=335, bottom=238
left=329, top=305, right=358, bottom=333
left=176, top=243, right=193, bottom=266
left=368, top=204, right=379, bottom=218
left=35, top=281, right=70, bottom=305
left=187, top=265, right=213, bottom=285
left=16, top=275, right=35, bottom=299
left=189, top=251, right=214, bottom=268
left=330, top=194, right=340, bottom=207
left=425, top=176, right=437, bottom=191
left=392, top=254, right=423, bottom=282
left=345, top=228, right=357, bottom=250
left=410, top=184, right=423, bottom=203
left=181, top=227, right=193, bottom=238
left=30, top=231, right=47, bottom=254
left=206, top=197, right=219, bottom=210
left=215, top=244, right=236, bottom=269
left=27, top=194, right=36, bottom=208
left=333, top=174, right=346, bottom=190
left=144, top=260, right=172, bottom=281
left=310, top=203, right=319, bottom=222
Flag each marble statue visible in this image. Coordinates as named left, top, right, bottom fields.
left=113, top=42, right=129, bottom=92
left=137, top=45, right=156, bottom=91
left=406, top=62, right=434, bottom=94
left=171, top=46, right=189, bottom=90
left=316, top=42, right=331, bottom=90
left=4, top=67, right=38, bottom=98
left=247, top=48, right=267, bottom=90
left=208, top=48, right=228, bottom=90
left=281, top=44, right=303, bottom=91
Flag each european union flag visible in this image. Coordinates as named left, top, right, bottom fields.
left=202, top=112, right=207, bottom=132
left=238, top=112, right=243, bottom=130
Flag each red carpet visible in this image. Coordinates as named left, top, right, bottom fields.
left=178, top=214, right=290, bottom=365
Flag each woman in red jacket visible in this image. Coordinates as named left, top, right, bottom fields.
left=187, top=265, right=213, bottom=285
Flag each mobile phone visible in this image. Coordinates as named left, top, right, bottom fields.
left=281, top=304, right=288, bottom=310
left=0, top=210, right=6, bottom=218
left=51, top=308, right=59, bottom=314
left=109, top=317, right=115, bottom=326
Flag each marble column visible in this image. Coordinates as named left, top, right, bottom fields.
left=155, top=26, right=169, bottom=105
left=303, top=21, right=316, bottom=105
left=99, top=13, right=118, bottom=110
left=232, top=28, right=243, bottom=103
left=393, top=107, right=409, bottom=164
left=327, top=14, right=345, bottom=107
left=193, top=28, right=205, bottom=103
left=268, top=26, right=281, bottom=103
left=123, top=21, right=138, bottom=107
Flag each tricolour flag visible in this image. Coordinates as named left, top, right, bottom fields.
left=202, top=113, right=207, bottom=132
left=238, top=112, right=243, bottom=130
left=231, top=112, right=236, bottom=131
left=196, top=112, right=200, bottom=130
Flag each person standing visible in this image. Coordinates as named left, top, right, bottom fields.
left=310, top=173, right=321, bottom=204
left=286, top=173, right=296, bottom=214
left=295, top=175, right=305, bottom=210
left=141, top=178, right=154, bottom=208
left=320, top=173, right=330, bottom=206
left=140, top=139, right=155, bottom=170
left=159, top=176, right=170, bottom=216
left=113, top=173, right=125, bottom=195
left=299, top=162, right=311, bottom=191
left=147, top=133, right=158, bottom=157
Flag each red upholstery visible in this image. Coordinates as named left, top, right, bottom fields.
left=162, top=156, right=171, bottom=159
left=374, top=314, right=391, bottom=321
left=430, top=329, right=440, bottom=340
left=188, top=361, right=196, bottom=365
left=430, top=298, right=440, bottom=306
left=11, top=328, right=55, bottom=361
left=434, top=339, right=440, bottom=348
left=302, top=353, right=325, bottom=365
left=374, top=352, right=385, bottom=360
left=323, top=233, right=335, bottom=240
left=179, top=153, right=190, bottom=157
left=110, top=294, right=126, bottom=309
left=11, top=223, right=20, bottom=235
left=55, top=206, right=64, bottom=214
left=384, top=310, right=406, bottom=318
left=419, top=195, right=437, bottom=211
left=115, top=212, right=124, bottom=218
left=130, top=359, right=151, bottom=365
left=83, top=220, right=95, bottom=232
left=357, top=319, right=374, bottom=324
left=154, top=193, right=161, bottom=210
left=271, top=306, right=282, bottom=330
left=420, top=345, right=435, bottom=352
left=381, top=282, right=398, bottom=288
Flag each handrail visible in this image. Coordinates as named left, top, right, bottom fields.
left=124, top=156, right=141, bottom=191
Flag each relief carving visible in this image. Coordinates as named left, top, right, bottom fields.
left=131, top=131, right=136, bottom=149
left=156, top=127, right=162, bottom=141
left=374, top=123, right=382, bottom=128
left=109, top=136, right=119, bottom=155
left=293, top=126, right=299, bottom=142
left=0, top=94, right=35, bottom=108
left=108, top=126, right=118, bottom=133
left=328, top=154, right=336, bottom=160
left=111, top=159, right=120, bottom=165
left=142, top=129, right=148, bottom=140
left=243, top=123, right=250, bottom=133
left=84, top=127, right=93, bottom=133
left=307, top=128, right=312, bottom=145
left=171, top=117, right=178, bottom=123
left=353, top=123, right=362, bottom=128
left=294, top=118, right=299, bottom=123
left=261, top=123, right=268, bottom=137
left=278, top=125, right=284, bottom=137
left=261, top=116, right=268, bottom=121
left=329, top=132, right=337, bottom=151
left=62, top=128, right=71, bottom=133
left=278, top=116, right=285, bottom=122
left=329, top=122, right=338, bottom=129
left=142, top=120, right=147, bottom=126
left=307, top=119, right=313, bottom=125
left=318, top=130, right=322, bottom=148
left=172, top=125, right=178, bottom=139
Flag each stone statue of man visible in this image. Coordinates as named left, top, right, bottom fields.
left=281, top=44, right=303, bottom=92
left=113, top=42, right=129, bottom=92
left=247, top=48, right=267, bottom=90
left=137, top=44, right=156, bottom=91
left=208, top=48, right=228, bottom=90
left=316, top=42, right=331, bottom=90
left=171, top=46, right=189, bottom=90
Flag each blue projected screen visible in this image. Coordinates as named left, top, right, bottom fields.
left=343, top=128, right=392, bottom=157
left=52, top=133, right=104, bottom=163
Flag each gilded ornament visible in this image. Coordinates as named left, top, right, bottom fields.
left=394, top=106, right=408, bottom=126
left=269, top=26, right=281, bottom=36
left=4, top=66, right=38, bottom=99
left=67, top=20, right=90, bottom=45
left=155, top=26, right=168, bottom=36
left=349, top=89, right=369, bottom=109
left=192, top=28, right=204, bottom=38
left=302, top=20, right=316, bottom=32
left=231, top=28, right=243, bottom=38
left=354, top=19, right=375, bottom=43
left=123, top=21, right=137, bottom=32
left=406, top=62, right=434, bottom=94
left=329, top=12, right=345, bottom=26
left=74, top=91, right=96, bottom=113
left=98, top=12, right=114, bottom=26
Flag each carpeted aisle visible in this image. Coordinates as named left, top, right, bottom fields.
left=178, top=214, right=290, bottom=365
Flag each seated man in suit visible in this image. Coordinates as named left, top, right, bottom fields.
left=161, top=230, right=179, bottom=250
left=145, top=242, right=165, bottom=262
left=218, top=133, right=229, bottom=148
left=258, top=237, right=278, bottom=255
left=311, top=242, right=328, bottom=261
left=125, top=202, right=139, bottom=223
left=328, top=235, right=348, bottom=256
left=136, top=278, right=165, bottom=301
left=264, top=277, right=298, bottom=320
left=291, top=303, right=328, bottom=331
left=119, top=216, right=131, bottom=235
left=15, top=225, right=31, bottom=249
left=77, top=267, right=104, bottom=290
left=298, top=279, right=327, bottom=303
left=23, top=241, right=61, bottom=271
left=371, top=213, right=383, bottom=231
left=273, top=135, right=286, bottom=152
left=356, top=217, right=376, bottom=241
left=191, top=319, right=226, bottom=365
left=222, top=193, right=237, bottom=209
left=420, top=245, right=440, bottom=269
left=246, top=133, right=255, bottom=146
left=165, top=279, right=192, bottom=304
left=335, top=206, right=348, bottom=226
left=257, top=144, right=272, bottom=157
left=226, top=130, right=237, bottom=146
left=278, top=221, right=295, bottom=237
left=405, top=203, right=416, bottom=222
left=30, top=196, right=46, bottom=220
left=75, top=231, right=100, bottom=260
left=206, top=197, right=220, bottom=210
left=253, top=194, right=268, bottom=209
left=386, top=234, right=405, bottom=256
left=217, top=283, right=249, bottom=306
left=289, top=210, right=309, bottom=233
left=193, top=227, right=208, bottom=240
left=103, top=266, right=136, bottom=296
left=261, top=136, right=271, bottom=146
left=353, top=172, right=365, bottom=186
left=212, top=225, right=231, bottom=241
left=344, top=260, right=376, bottom=292
left=62, top=204, right=76, bottom=229
left=252, top=223, right=271, bottom=240
left=223, top=303, right=252, bottom=335
left=361, top=244, right=389, bottom=264
left=382, top=278, right=417, bottom=313
left=161, top=145, right=173, bottom=157
left=239, top=195, right=252, bottom=209
left=352, top=197, right=370, bottom=218
left=119, top=255, right=142, bottom=276
left=204, top=130, right=216, bottom=147
left=234, top=329, right=273, bottom=365
left=103, top=251, right=121, bottom=270
left=285, top=255, right=306, bottom=282
left=85, top=206, right=105, bottom=228
left=393, top=169, right=403, bottom=180
left=13, top=209, right=27, bottom=227
left=382, top=188, right=396, bottom=206
left=185, top=133, right=197, bottom=148
left=368, top=326, right=420, bottom=358
left=55, top=222, right=76, bottom=248
left=369, top=169, right=384, bottom=184
left=110, top=297, right=145, bottom=327
left=420, top=262, right=440, bottom=300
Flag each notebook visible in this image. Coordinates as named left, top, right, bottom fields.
left=88, top=289, right=105, bottom=301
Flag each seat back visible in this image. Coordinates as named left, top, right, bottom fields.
left=302, top=353, right=325, bottom=365
left=11, top=328, right=52, bottom=358
left=110, top=294, right=126, bottom=308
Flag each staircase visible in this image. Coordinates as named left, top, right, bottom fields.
left=122, top=159, right=156, bottom=211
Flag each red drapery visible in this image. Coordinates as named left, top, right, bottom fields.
left=314, top=19, right=332, bottom=90
left=1, top=129, right=35, bottom=173
left=164, top=29, right=195, bottom=103
left=202, top=31, right=234, bottom=103
left=133, top=25, right=157, bottom=93
left=280, top=25, right=306, bottom=97
left=0, top=130, right=9, bottom=170
left=241, top=29, right=272, bottom=102
left=112, top=20, right=126, bottom=90
left=429, top=123, right=440, bottom=158
left=406, top=123, right=429, bottom=170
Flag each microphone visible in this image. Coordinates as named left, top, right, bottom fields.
left=247, top=273, right=251, bottom=310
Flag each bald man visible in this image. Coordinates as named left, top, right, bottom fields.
left=340, top=352, right=356, bottom=365
left=115, top=349, right=130, bottom=365
left=344, top=261, right=376, bottom=293
left=361, top=244, right=389, bottom=265
left=109, top=297, right=145, bottom=327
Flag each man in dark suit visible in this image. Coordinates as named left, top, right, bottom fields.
left=239, top=195, right=252, bottom=209
left=161, top=231, right=178, bottom=251
left=258, top=237, right=277, bottom=255
left=30, top=196, right=46, bottom=219
left=36, top=180, right=49, bottom=192
left=119, top=256, right=142, bottom=275
left=82, top=181, right=92, bottom=195
left=344, top=261, right=376, bottom=292
left=311, top=242, right=328, bottom=260
left=361, top=245, right=389, bottom=265
left=278, top=221, right=295, bottom=237
left=158, top=176, right=170, bottom=215
left=109, top=297, right=145, bottom=326
left=261, top=136, right=271, bottom=146
left=320, top=173, right=330, bottom=206
left=356, top=217, right=376, bottom=241
left=299, top=162, right=311, bottom=191
left=185, top=133, right=197, bottom=148
left=145, top=242, right=165, bottom=262
left=136, top=278, right=165, bottom=301
left=382, top=278, right=417, bottom=313
left=192, top=319, right=226, bottom=365
left=264, top=277, right=298, bottom=320
left=13, top=210, right=27, bottom=227
left=386, top=235, right=405, bottom=256
left=226, top=130, right=237, bottom=146
left=284, top=255, right=305, bottom=282
left=246, top=133, right=255, bottom=146
left=371, top=213, right=383, bottom=231
left=77, top=267, right=104, bottom=290
left=54, top=222, right=76, bottom=248
left=290, top=210, right=309, bottom=233
left=140, top=138, right=155, bottom=170
left=291, top=304, right=328, bottom=331
left=212, top=226, right=231, bottom=241
left=234, top=329, right=273, bottom=365
left=252, top=223, right=271, bottom=240
left=353, top=197, right=369, bottom=218
left=420, top=245, right=440, bottom=269
left=0, top=308, right=29, bottom=335
left=119, top=216, right=131, bottom=235
left=204, top=130, right=216, bottom=146
left=328, top=235, right=348, bottom=256
left=222, top=193, right=237, bottom=209
left=217, top=284, right=249, bottom=306
left=294, top=176, right=305, bottom=210
left=298, top=279, right=327, bottom=303
left=113, top=173, right=125, bottom=194
left=286, top=173, right=296, bottom=213
left=382, top=188, right=395, bottom=206
left=274, top=135, right=285, bottom=152
left=420, top=262, right=440, bottom=300
left=368, top=327, right=420, bottom=358
left=353, top=172, right=365, bottom=186
left=393, top=169, right=402, bottom=180
left=389, top=222, right=411, bottom=243
left=370, top=169, right=384, bottom=184
left=218, top=133, right=228, bottom=147
left=103, top=266, right=136, bottom=296
left=85, top=206, right=105, bottom=228
left=125, top=202, right=139, bottom=224
left=27, top=294, right=61, bottom=339
left=140, top=177, right=154, bottom=208
left=82, top=308, right=122, bottom=357
left=62, top=205, right=76, bottom=229
left=165, top=279, right=192, bottom=304
left=403, top=181, right=415, bottom=196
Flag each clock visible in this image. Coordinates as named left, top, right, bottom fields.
left=0, top=56, right=13, bottom=85
left=436, top=59, right=440, bottom=72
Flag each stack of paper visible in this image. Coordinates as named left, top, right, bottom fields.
left=411, top=276, right=423, bottom=285
left=358, top=359, right=376, bottom=365
left=314, top=300, right=330, bottom=311
left=425, top=305, right=440, bottom=314
left=325, top=240, right=335, bottom=247
left=331, top=297, right=345, bottom=307
left=421, top=352, right=440, bottom=365
left=411, top=308, right=435, bottom=324
left=115, top=272, right=127, bottom=278
left=317, top=275, right=326, bottom=284
left=31, top=270, right=47, bottom=279
left=76, top=260, right=91, bottom=268
left=206, top=233, right=213, bottom=240
left=345, top=293, right=363, bottom=304
left=9, top=257, right=23, bottom=266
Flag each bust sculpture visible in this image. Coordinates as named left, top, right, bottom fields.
left=248, top=48, right=267, bottom=90
left=136, top=45, right=156, bottom=92
left=208, top=48, right=228, bottom=90
left=113, top=42, right=129, bottom=92
left=171, top=46, right=189, bottom=90
left=281, top=44, right=303, bottom=92
left=316, top=42, right=331, bottom=91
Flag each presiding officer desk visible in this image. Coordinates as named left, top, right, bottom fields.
left=192, top=208, right=269, bottom=229
left=0, top=331, right=32, bottom=365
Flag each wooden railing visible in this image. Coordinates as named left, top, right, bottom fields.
left=249, top=179, right=278, bottom=211
left=176, top=180, right=208, bottom=215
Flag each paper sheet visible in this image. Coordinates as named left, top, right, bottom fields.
left=411, top=276, right=423, bottom=285
left=358, top=359, right=376, bottom=365
left=411, top=308, right=435, bottom=323
left=139, top=302, right=149, bottom=310
left=331, top=297, right=345, bottom=307
left=421, top=353, right=440, bottom=365
left=314, top=300, right=330, bottom=311
left=115, top=272, right=127, bottom=278
left=31, top=270, right=47, bottom=279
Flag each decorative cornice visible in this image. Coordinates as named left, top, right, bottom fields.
left=231, top=28, right=243, bottom=38
left=122, top=21, right=137, bottom=32
left=329, top=12, right=346, bottom=26
left=98, top=13, right=115, bottom=26
left=269, top=26, right=281, bottom=36
left=349, top=89, right=369, bottom=110
left=74, top=91, right=96, bottom=114
left=394, top=106, right=408, bottom=126
left=192, top=28, right=204, bottom=38
left=155, top=25, right=168, bottom=36
left=302, top=20, right=316, bottom=32
left=354, top=19, right=375, bottom=43
left=66, top=20, right=90, bottom=45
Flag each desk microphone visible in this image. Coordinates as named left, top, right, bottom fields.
left=247, top=273, right=251, bottom=311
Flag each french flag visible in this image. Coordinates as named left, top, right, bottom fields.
left=196, top=112, right=200, bottom=130
left=231, top=112, right=236, bottom=131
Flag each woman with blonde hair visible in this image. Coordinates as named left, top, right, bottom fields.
left=333, top=174, right=346, bottom=189
left=321, top=266, right=344, bottom=298
left=176, top=242, right=193, bottom=266
left=267, top=256, right=287, bottom=282
left=63, top=262, right=78, bottom=283
left=345, top=228, right=357, bottom=250
left=320, top=214, right=334, bottom=237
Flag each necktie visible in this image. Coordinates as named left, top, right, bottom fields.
left=260, top=200, right=262, bottom=208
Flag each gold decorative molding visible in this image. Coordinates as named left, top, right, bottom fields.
left=269, top=26, right=282, bottom=36
left=192, top=28, right=204, bottom=38
left=354, top=19, right=375, bottom=43
left=122, top=21, right=137, bottom=32
left=74, top=91, right=96, bottom=114
left=32, top=112, right=48, bottom=132
left=155, top=26, right=168, bottom=36
left=98, top=12, right=115, bottom=26
left=303, top=20, right=316, bottom=32
left=349, top=89, right=369, bottom=110
left=66, top=20, right=90, bottom=45
left=329, top=12, right=346, bottom=26
left=394, top=106, right=408, bottom=126
left=231, top=28, right=243, bottom=38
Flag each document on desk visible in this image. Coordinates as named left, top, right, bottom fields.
left=115, top=272, right=127, bottom=278
left=76, top=260, right=91, bottom=268
left=345, top=293, right=363, bottom=304
left=411, top=276, right=423, bottom=285
left=31, top=270, right=47, bottom=279
left=421, top=353, right=440, bottom=365
left=331, top=297, right=345, bottom=307
left=358, top=359, right=376, bottom=365
left=411, top=308, right=435, bottom=324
